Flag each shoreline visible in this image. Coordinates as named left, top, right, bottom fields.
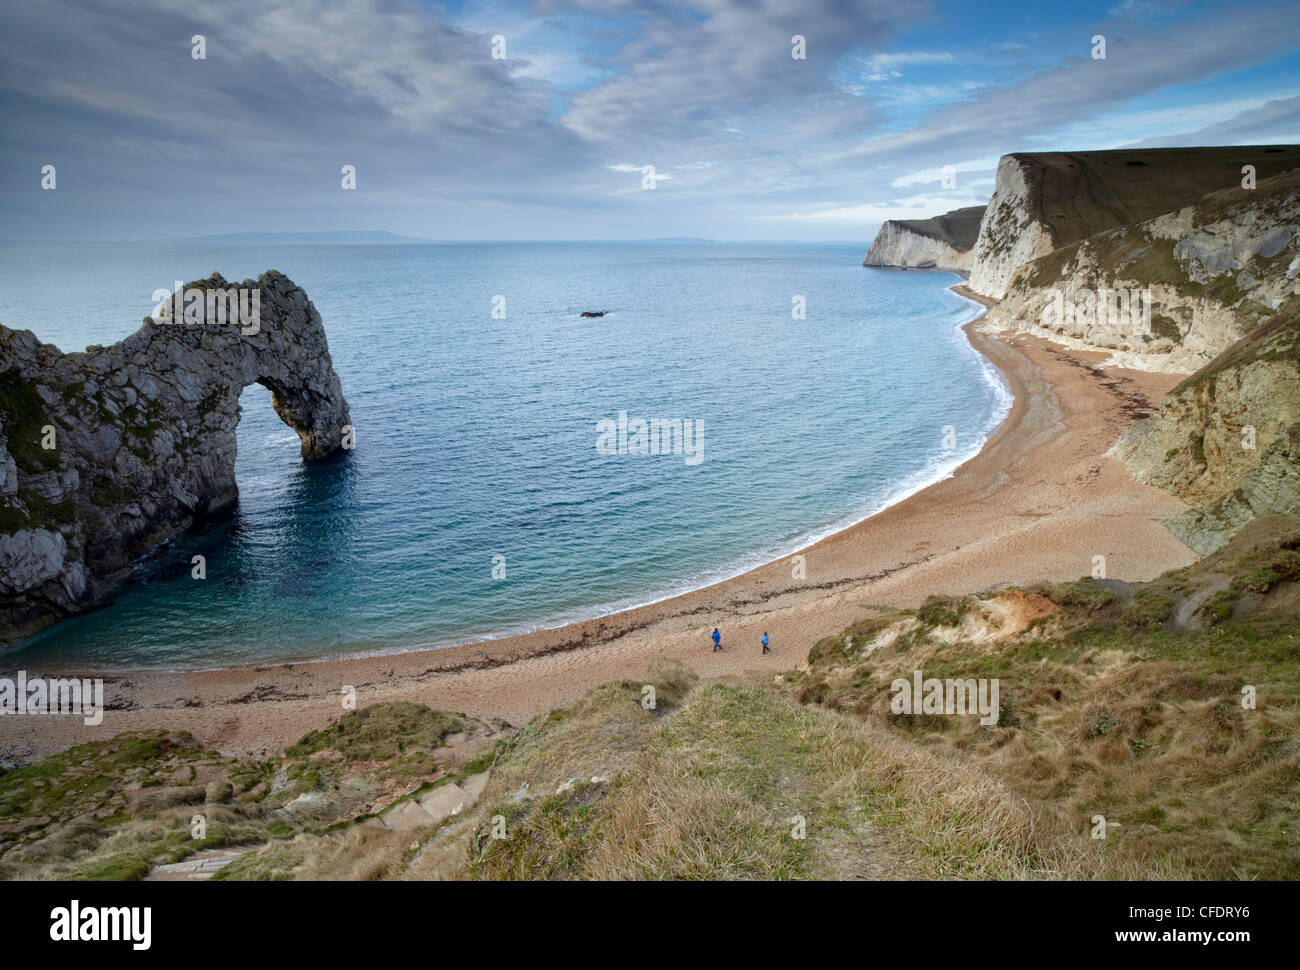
left=0, top=290, right=1198, bottom=763
left=12, top=279, right=1005, bottom=677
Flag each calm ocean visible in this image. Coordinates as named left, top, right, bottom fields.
left=0, top=241, right=1009, bottom=669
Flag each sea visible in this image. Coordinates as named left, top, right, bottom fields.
left=0, top=240, right=1011, bottom=669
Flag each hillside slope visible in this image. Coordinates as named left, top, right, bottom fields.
left=968, top=146, right=1300, bottom=298
left=1109, top=299, right=1300, bottom=552
left=986, top=168, right=1300, bottom=373
left=3, top=520, right=1296, bottom=881
left=787, top=515, right=1300, bottom=880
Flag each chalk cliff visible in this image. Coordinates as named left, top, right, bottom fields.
left=867, top=145, right=1300, bottom=553
left=863, top=147, right=1298, bottom=297
left=967, top=147, right=1300, bottom=299
left=862, top=205, right=985, bottom=272
left=0, top=271, right=352, bottom=643
left=976, top=157, right=1300, bottom=550
left=986, top=168, right=1300, bottom=373
left=1109, top=298, right=1300, bottom=553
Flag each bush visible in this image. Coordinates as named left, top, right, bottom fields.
left=1041, top=579, right=1119, bottom=611
left=1120, top=589, right=1176, bottom=632
left=916, top=595, right=968, bottom=628
left=1233, top=550, right=1300, bottom=595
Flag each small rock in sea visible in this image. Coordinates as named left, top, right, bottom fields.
left=579, top=310, right=606, bottom=317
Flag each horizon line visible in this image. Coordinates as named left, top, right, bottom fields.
left=0, top=236, right=880, bottom=246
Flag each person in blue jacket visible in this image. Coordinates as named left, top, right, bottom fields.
left=711, top=628, right=721, bottom=652
left=761, top=631, right=770, bottom=654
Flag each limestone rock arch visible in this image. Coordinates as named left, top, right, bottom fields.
left=0, top=270, right=353, bottom=642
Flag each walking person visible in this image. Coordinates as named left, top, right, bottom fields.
left=712, top=628, right=721, bottom=652
left=761, top=631, right=770, bottom=654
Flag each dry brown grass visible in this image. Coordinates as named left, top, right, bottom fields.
left=395, top=661, right=1105, bottom=881
left=12, top=520, right=1295, bottom=883
left=219, top=657, right=1100, bottom=881
left=791, top=533, right=1300, bottom=880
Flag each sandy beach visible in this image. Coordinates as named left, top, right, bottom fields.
left=0, top=291, right=1197, bottom=764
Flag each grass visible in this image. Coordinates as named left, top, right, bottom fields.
left=1038, top=579, right=1120, bottom=612
left=0, top=703, right=496, bottom=881
left=287, top=702, right=464, bottom=762
left=915, top=594, right=972, bottom=628
left=1120, top=588, right=1178, bottom=632
left=0, top=368, right=61, bottom=476
left=456, top=665, right=1080, bottom=880
left=788, top=519, right=1300, bottom=880
left=190, top=657, right=1083, bottom=881
left=5, top=520, right=1297, bottom=882
left=1151, top=314, right=1183, bottom=344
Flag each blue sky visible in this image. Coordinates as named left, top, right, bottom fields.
left=2, top=0, right=1298, bottom=241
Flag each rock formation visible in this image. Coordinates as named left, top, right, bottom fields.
left=987, top=168, right=1300, bottom=372
left=862, top=146, right=1299, bottom=298
left=975, top=158, right=1300, bottom=550
left=967, top=146, right=1299, bottom=299
left=865, top=144, right=1300, bottom=553
left=1109, top=300, right=1300, bottom=553
left=862, top=205, right=985, bottom=272
left=0, top=270, right=352, bottom=643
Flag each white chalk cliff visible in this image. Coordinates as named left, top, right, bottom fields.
left=864, top=145, right=1300, bottom=552
left=863, top=205, right=985, bottom=272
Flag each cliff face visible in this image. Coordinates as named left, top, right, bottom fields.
left=967, top=146, right=1300, bottom=299
left=863, top=205, right=984, bottom=272
left=0, top=271, right=352, bottom=643
left=984, top=161, right=1300, bottom=552
left=867, top=150, right=1299, bottom=297
left=1109, top=300, right=1300, bottom=553
left=967, top=155, right=1068, bottom=298
left=986, top=169, right=1300, bottom=372
left=874, top=145, right=1300, bottom=554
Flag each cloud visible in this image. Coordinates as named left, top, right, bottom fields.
left=759, top=192, right=987, bottom=223
left=840, top=6, right=1300, bottom=168
left=891, top=158, right=1001, bottom=187
left=1127, top=93, right=1300, bottom=147
left=0, top=0, right=1298, bottom=242
left=858, top=50, right=955, bottom=79
left=558, top=1, right=929, bottom=161
left=0, top=0, right=603, bottom=236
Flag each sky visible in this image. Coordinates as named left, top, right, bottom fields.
left=2, top=0, right=1299, bottom=242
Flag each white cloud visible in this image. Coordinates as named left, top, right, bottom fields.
left=891, top=157, right=1001, bottom=187
left=760, top=194, right=988, bottom=224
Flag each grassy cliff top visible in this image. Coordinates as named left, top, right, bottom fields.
left=1007, top=145, right=1299, bottom=248
left=793, top=515, right=1300, bottom=880
left=883, top=204, right=986, bottom=251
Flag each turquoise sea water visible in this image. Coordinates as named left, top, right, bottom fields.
left=0, top=241, right=1009, bottom=669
